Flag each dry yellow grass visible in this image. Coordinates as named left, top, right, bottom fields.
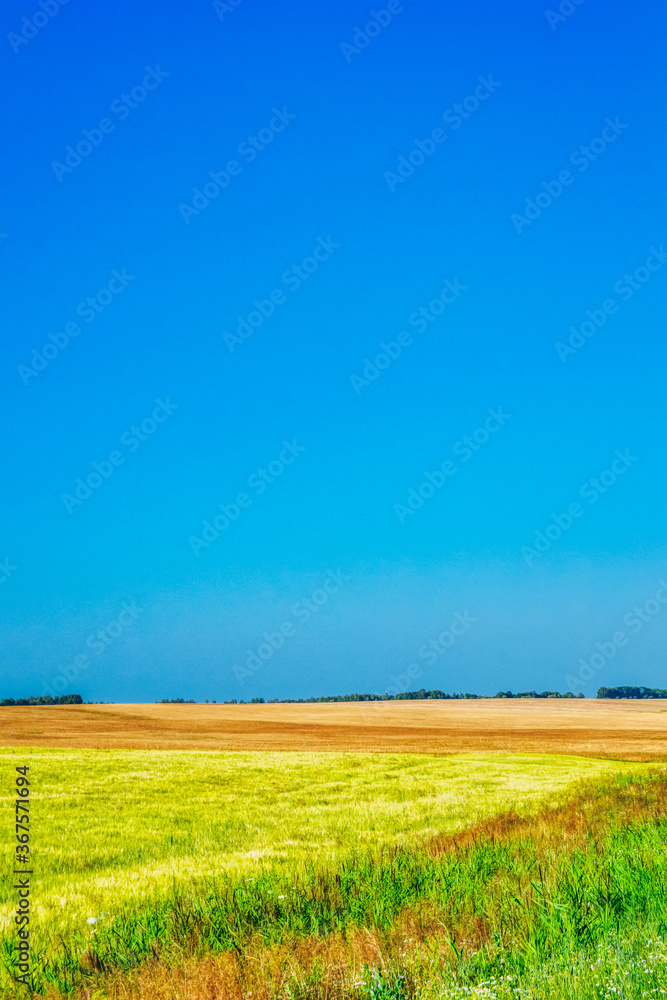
left=3, top=699, right=667, bottom=759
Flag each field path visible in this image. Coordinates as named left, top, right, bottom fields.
left=3, top=699, right=667, bottom=759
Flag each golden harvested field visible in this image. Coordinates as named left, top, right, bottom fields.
left=3, top=698, right=667, bottom=759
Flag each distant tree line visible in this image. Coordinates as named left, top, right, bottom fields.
left=0, top=694, right=83, bottom=706
left=495, top=690, right=583, bottom=699
left=1, top=688, right=608, bottom=706
left=222, top=690, right=482, bottom=704
left=597, top=686, right=667, bottom=699
left=8, top=687, right=664, bottom=705
left=220, top=688, right=583, bottom=704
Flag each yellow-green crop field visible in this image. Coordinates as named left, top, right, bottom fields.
left=0, top=747, right=643, bottom=954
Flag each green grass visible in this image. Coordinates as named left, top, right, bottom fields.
left=359, top=933, right=667, bottom=1000
left=0, top=748, right=660, bottom=997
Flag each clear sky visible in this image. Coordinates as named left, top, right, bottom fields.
left=2, top=0, right=666, bottom=702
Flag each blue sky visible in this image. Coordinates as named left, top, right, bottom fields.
left=1, top=0, right=666, bottom=702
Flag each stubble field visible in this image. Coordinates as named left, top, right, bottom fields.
left=3, top=698, right=667, bottom=758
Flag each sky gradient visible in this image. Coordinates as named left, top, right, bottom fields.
left=2, top=0, right=666, bottom=702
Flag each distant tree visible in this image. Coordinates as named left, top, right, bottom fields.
left=0, top=693, right=81, bottom=706
left=598, top=685, right=667, bottom=699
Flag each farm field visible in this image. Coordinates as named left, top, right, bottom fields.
left=0, top=749, right=633, bottom=953
left=74, top=767, right=667, bottom=1000
left=1, top=706, right=667, bottom=998
left=3, top=698, right=667, bottom=758
left=0, top=751, right=665, bottom=999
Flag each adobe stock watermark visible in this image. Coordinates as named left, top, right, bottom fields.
left=394, top=407, right=511, bottom=524
left=224, top=237, right=340, bottom=353
left=213, top=0, right=246, bottom=21
left=42, top=600, right=144, bottom=699
left=51, top=67, right=169, bottom=182
left=18, top=268, right=135, bottom=386
left=564, top=580, right=667, bottom=693
left=61, top=398, right=179, bottom=514
left=232, top=569, right=350, bottom=683
left=385, top=610, right=477, bottom=695
left=521, top=449, right=637, bottom=566
left=189, top=439, right=306, bottom=556
left=511, top=117, right=628, bottom=234
left=178, top=108, right=296, bottom=224
left=545, top=0, right=587, bottom=31
left=350, top=277, right=466, bottom=395
left=555, top=246, right=667, bottom=362
left=0, top=559, right=17, bottom=584
left=340, top=1, right=412, bottom=63
left=384, top=75, right=501, bottom=192
left=8, top=0, right=72, bottom=54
